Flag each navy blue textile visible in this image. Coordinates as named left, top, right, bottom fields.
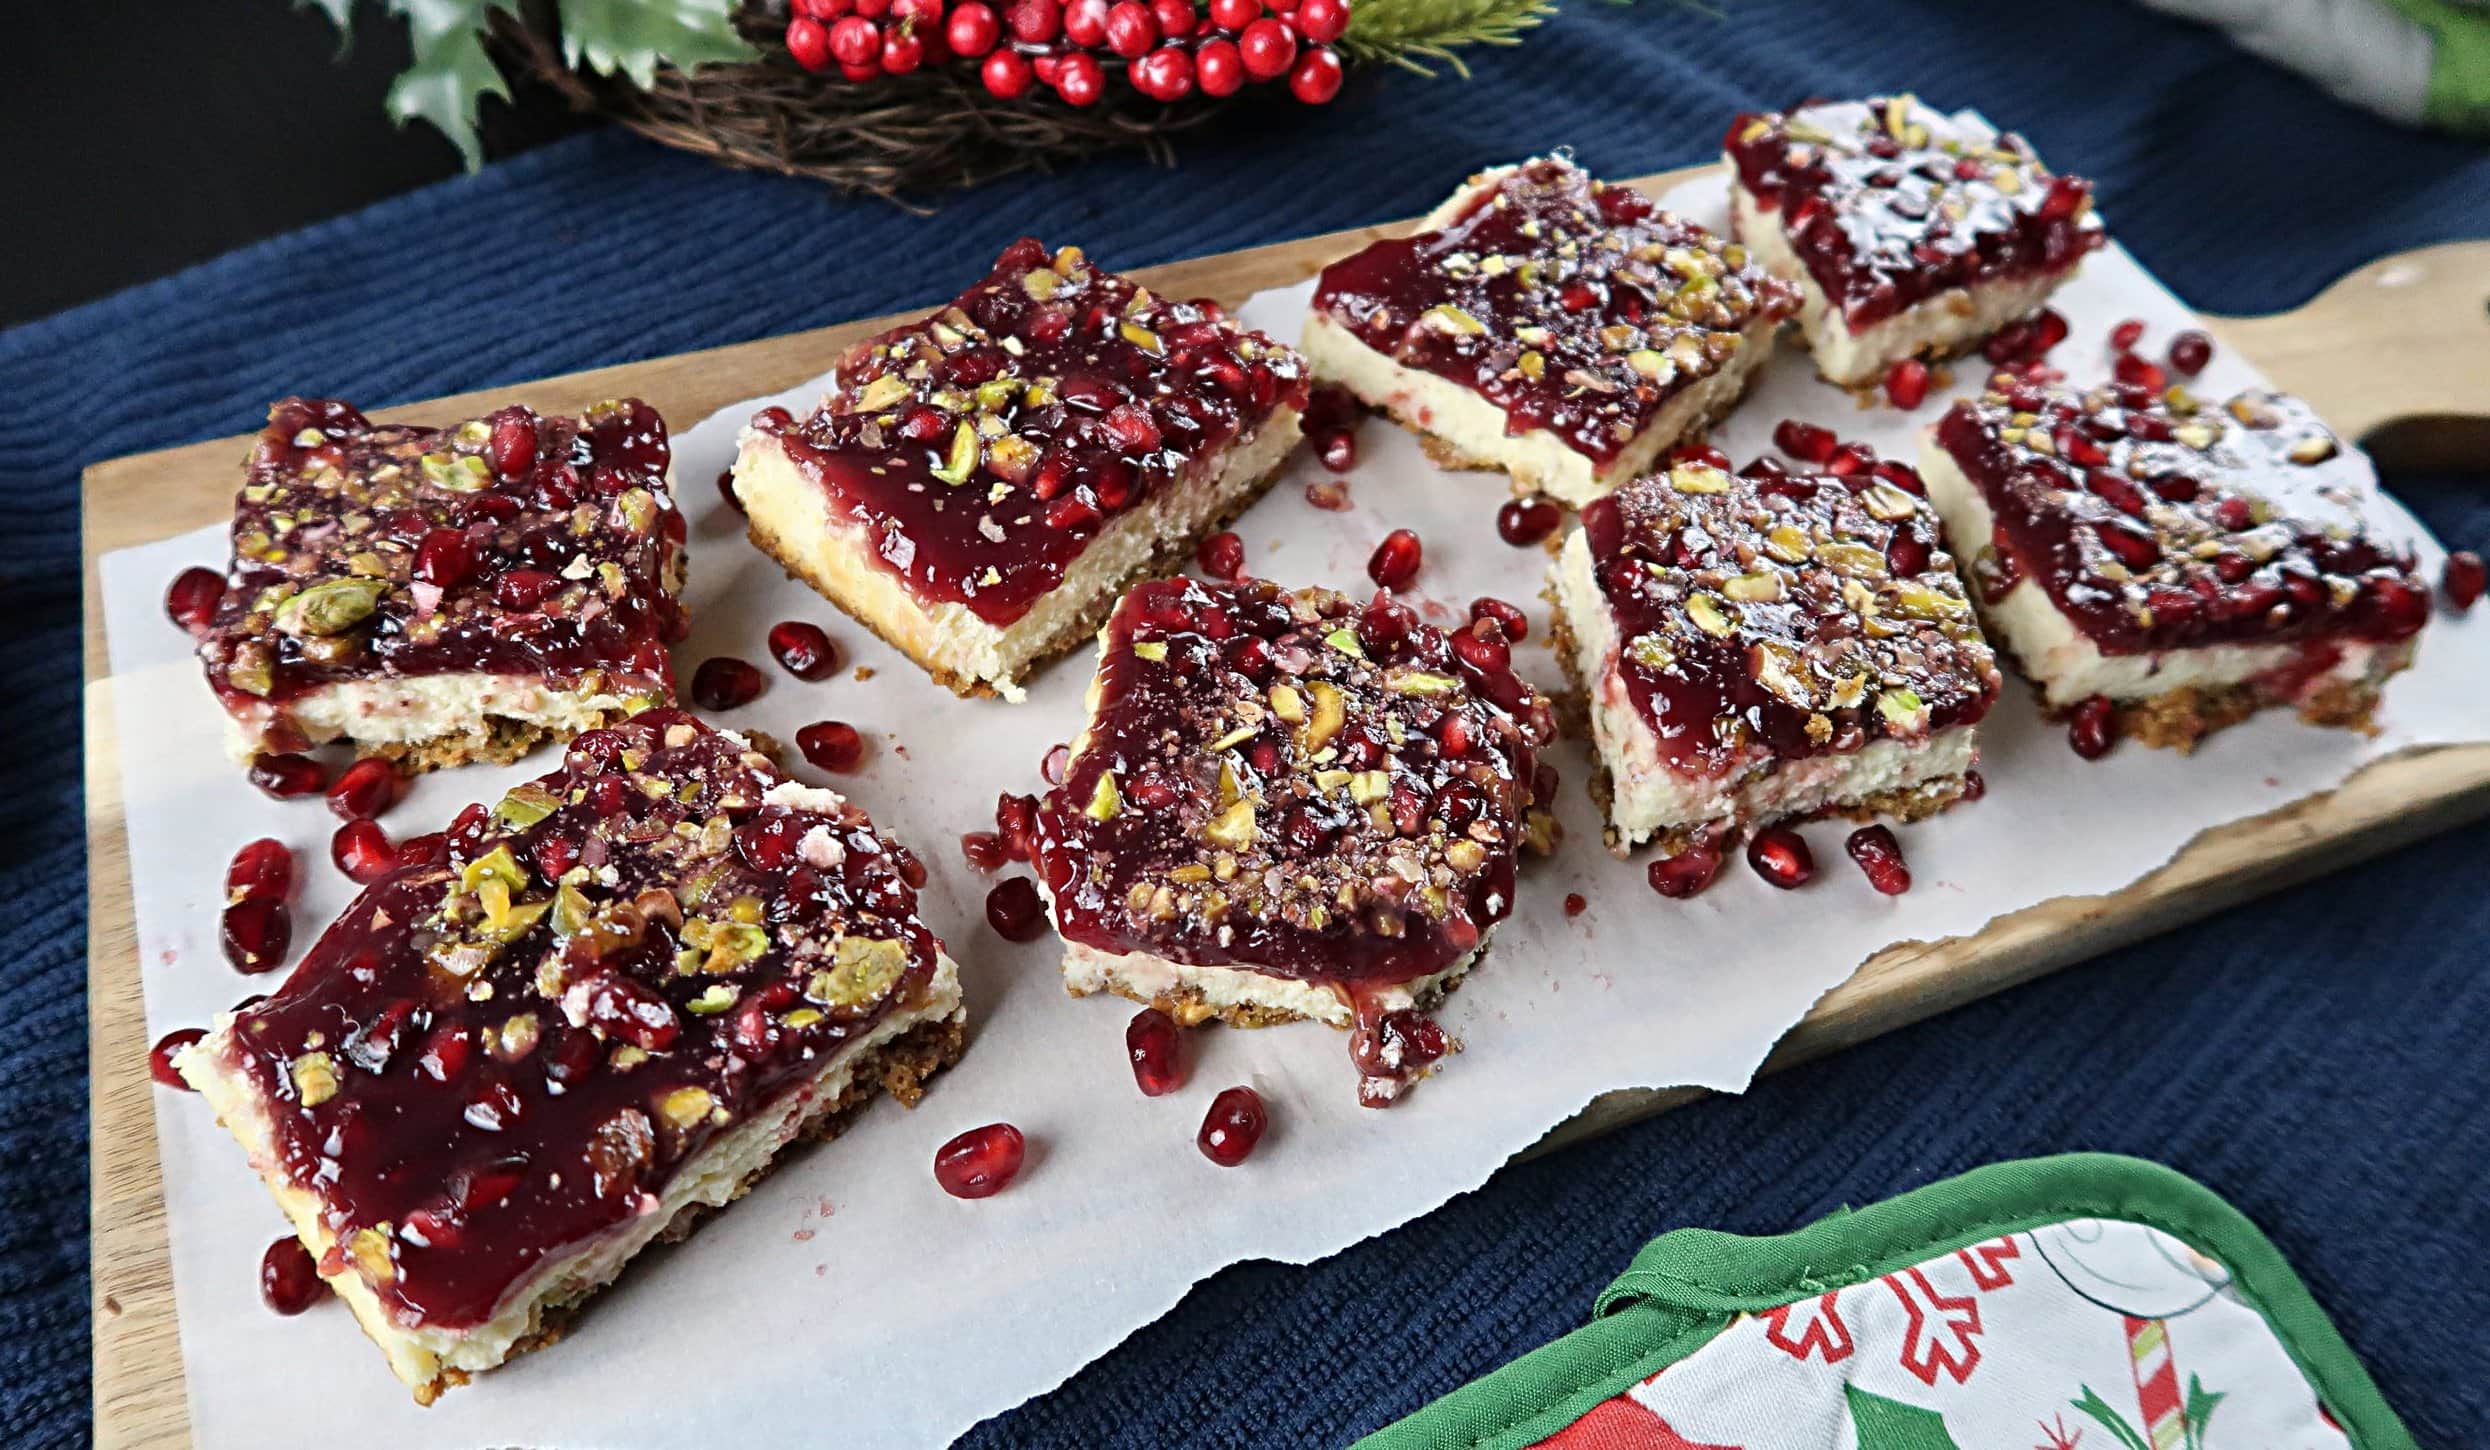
left=7, top=1, right=2485, bottom=1444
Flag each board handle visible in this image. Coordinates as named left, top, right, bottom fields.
left=2210, top=239, right=2490, bottom=473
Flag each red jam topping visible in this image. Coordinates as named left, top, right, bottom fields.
left=755, top=238, right=1308, bottom=628
left=199, top=398, right=687, bottom=722
left=1581, top=457, right=1998, bottom=779
left=194, top=710, right=942, bottom=1331
left=1311, top=156, right=1797, bottom=466
left=1725, top=96, right=2103, bottom=332
left=1934, top=382, right=2428, bottom=654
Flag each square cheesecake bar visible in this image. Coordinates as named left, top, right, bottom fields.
left=1033, top=577, right=1558, bottom=1106
left=1922, top=378, right=2429, bottom=748
left=1551, top=453, right=1999, bottom=854
left=198, top=397, right=687, bottom=770
left=176, top=709, right=965, bottom=1402
left=1725, top=95, right=2103, bottom=386
left=733, top=238, right=1308, bottom=701
left=1303, top=155, right=1798, bottom=506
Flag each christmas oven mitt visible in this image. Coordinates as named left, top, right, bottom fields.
left=1361, top=1154, right=2410, bottom=1450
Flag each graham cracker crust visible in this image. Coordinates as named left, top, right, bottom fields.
left=358, top=706, right=640, bottom=776
left=415, top=1009, right=966, bottom=1405
left=1390, top=369, right=1761, bottom=501
left=1069, top=949, right=1483, bottom=1033
left=2017, top=673, right=2389, bottom=756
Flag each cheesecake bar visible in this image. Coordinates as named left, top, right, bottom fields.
left=176, top=709, right=965, bottom=1402
left=733, top=238, right=1308, bottom=701
left=1550, top=453, right=1999, bottom=854
left=1922, top=378, right=2429, bottom=748
left=1303, top=155, right=1798, bottom=506
left=1033, top=577, right=1557, bottom=1106
left=198, top=397, right=688, bottom=770
left=1725, top=96, right=2103, bottom=386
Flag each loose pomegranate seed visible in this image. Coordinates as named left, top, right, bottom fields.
left=1772, top=419, right=1839, bottom=465
left=165, top=566, right=226, bottom=635
left=150, top=1028, right=207, bottom=1089
left=1563, top=892, right=1587, bottom=917
left=1871, top=459, right=1926, bottom=496
left=2442, top=550, right=2485, bottom=612
left=1647, top=846, right=1722, bottom=899
left=1745, top=827, right=1815, bottom=889
left=691, top=656, right=766, bottom=710
left=2068, top=695, right=2119, bottom=760
left=1304, top=478, right=1353, bottom=511
left=1315, top=428, right=1356, bottom=472
left=2029, top=308, right=2070, bottom=354
left=985, top=877, right=1048, bottom=941
left=1198, top=1086, right=1268, bottom=1166
left=332, top=819, right=395, bottom=884
left=1367, top=529, right=1423, bottom=590
left=796, top=720, right=865, bottom=773
left=260, top=1237, right=331, bottom=1316
left=225, top=837, right=294, bottom=905
left=2109, top=318, right=2146, bottom=351
left=1496, top=496, right=1562, bottom=547
left=2167, top=329, right=2213, bottom=377
left=247, top=752, right=326, bottom=799
left=1844, top=825, right=1912, bottom=895
left=1960, top=769, right=1987, bottom=802
left=2113, top=352, right=2167, bottom=391
left=1196, top=530, right=1247, bottom=582
left=1884, top=357, right=1931, bottom=410
left=1126, top=1007, right=1184, bottom=1096
left=997, top=792, right=1040, bottom=860
left=717, top=468, right=746, bottom=516
left=325, top=757, right=398, bottom=821
left=768, top=621, right=842, bottom=681
left=1470, top=596, right=1528, bottom=642
left=961, top=830, right=1008, bottom=871
left=934, top=1122, right=1026, bottom=1199
left=221, top=898, right=292, bottom=973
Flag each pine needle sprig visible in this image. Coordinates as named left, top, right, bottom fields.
left=1336, top=0, right=1555, bottom=78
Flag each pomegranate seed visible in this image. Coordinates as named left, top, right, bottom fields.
left=260, top=1237, right=331, bottom=1316
left=718, top=468, right=746, bottom=516
left=1844, top=825, right=1912, bottom=895
left=1960, top=769, right=1987, bottom=802
left=1198, top=1086, right=1268, bottom=1166
left=2167, top=329, right=2213, bottom=377
left=1745, top=827, right=1815, bottom=889
left=1871, top=459, right=1926, bottom=496
left=1884, top=357, right=1931, bottom=410
left=248, top=752, right=326, bottom=799
left=934, top=1122, right=1026, bottom=1198
left=225, top=837, right=295, bottom=905
left=1367, top=529, right=1423, bottom=590
left=1886, top=528, right=1930, bottom=577
left=2113, top=352, right=2167, bottom=391
left=768, top=621, right=842, bottom=681
left=996, top=792, right=1040, bottom=860
left=2109, top=319, right=2146, bottom=351
left=2442, top=550, right=2485, bottom=612
left=413, top=527, right=476, bottom=588
left=584, top=974, right=680, bottom=1050
left=1469, top=596, right=1528, bottom=643
left=961, top=831, right=1008, bottom=871
left=1772, top=419, right=1839, bottom=465
left=1315, top=428, right=1356, bottom=472
left=2030, top=308, right=2070, bottom=354
left=1126, top=1007, right=1184, bottom=1096
left=1646, top=846, right=1722, bottom=899
left=221, top=898, right=292, bottom=973
left=1196, top=530, right=1247, bottom=582
left=985, top=877, right=1048, bottom=941
left=332, top=819, right=396, bottom=884
left=691, top=656, right=766, bottom=710
left=796, top=720, right=865, bottom=773
left=1563, top=892, right=1587, bottom=917
left=325, top=757, right=398, bottom=821
left=396, top=831, right=448, bottom=869
left=150, top=1028, right=207, bottom=1089
left=166, top=566, right=226, bottom=635
left=2068, top=695, right=2119, bottom=760
left=1496, top=496, right=1562, bottom=547
left=494, top=568, right=561, bottom=611
left=2095, top=520, right=2161, bottom=570
left=2358, top=576, right=2432, bottom=640
left=487, top=413, right=538, bottom=476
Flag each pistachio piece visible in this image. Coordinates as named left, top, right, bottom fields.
left=1419, top=304, right=1485, bottom=335
left=1877, top=687, right=1928, bottom=732
left=1723, top=571, right=1785, bottom=603
left=1305, top=679, right=1345, bottom=752
left=1669, top=462, right=1730, bottom=494
left=1085, top=771, right=1122, bottom=821
left=811, top=935, right=910, bottom=1008
left=1387, top=671, right=1461, bottom=695
left=289, top=1051, right=340, bottom=1108
left=494, top=783, right=562, bottom=829
left=1686, top=592, right=1734, bottom=636
left=658, top=1086, right=717, bottom=1130
left=272, top=577, right=387, bottom=637
left=1203, top=799, right=1257, bottom=850
left=1132, top=640, right=1168, bottom=663
left=348, top=1225, right=396, bottom=1284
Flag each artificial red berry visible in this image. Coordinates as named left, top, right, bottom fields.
left=167, top=566, right=226, bottom=635
left=981, top=48, right=1033, bottom=96
left=1208, top=0, right=1259, bottom=26
left=1238, top=16, right=1297, bottom=78
left=1287, top=44, right=1342, bottom=103
left=1198, top=1086, right=1268, bottom=1165
left=332, top=819, right=395, bottom=885
left=934, top=1122, right=1026, bottom=1198
left=1126, top=1007, right=1184, bottom=1096
left=1367, top=528, right=1422, bottom=590
left=1884, top=356, right=1930, bottom=410
left=691, top=656, right=767, bottom=710
left=1007, top=0, right=1061, bottom=41
left=1062, top=0, right=1110, bottom=42
left=1470, top=596, right=1528, bottom=643
left=1496, top=496, right=1562, bottom=547
left=1103, top=0, right=1157, bottom=56
left=1746, top=826, right=1815, bottom=889
left=325, top=756, right=398, bottom=822
left=985, top=876, right=1048, bottom=941
left=1150, top=0, right=1195, bottom=35
left=880, top=26, right=924, bottom=73
left=1133, top=45, right=1195, bottom=100
left=248, top=752, right=326, bottom=799
left=840, top=59, right=880, bottom=81
left=1055, top=50, right=1105, bottom=105
left=225, top=837, right=295, bottom=905
left=1844, top=825, right=1912, bottom=895
left=2109, top=318, right=2146, bottom=351
left=1293, top=0, right=1348, bottom=42
left=828, top=14, right=881, bottom=63
left=2068, top=695, right=2119, bottom=760
left=2167, top=329, right=2213, bottom=377
left=768, top=621, right=842, bottom=681
left=1195, top=36, right=1245, bottom=95
left=796, top=720, right=866, bottom=773
left=1647, top=846, right=1721, bottom=899
left=1772, top=419, right=1839, bottom=465
left=1197, top=530, right=1247, bottom=582
left=150, top=1028, right=207, bottom=1089
left=945, top=0, right=1001, bottom=53
left=261, top=1237, right=331, bottom=1316
left=2444, top=550, right=2486, bottom=612
left=786, top=15, right=834, bottom=69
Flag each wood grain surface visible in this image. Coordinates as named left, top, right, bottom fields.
left=85, top=161, right=2490, bottom=1447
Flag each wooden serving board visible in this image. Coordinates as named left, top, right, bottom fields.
left=84, top=161, right=2490, bottom=1448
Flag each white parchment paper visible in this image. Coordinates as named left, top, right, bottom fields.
left=105, top=166, right=2488, bottom=1449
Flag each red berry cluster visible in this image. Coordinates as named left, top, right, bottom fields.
left=783, top=0, right=1347, bottom=106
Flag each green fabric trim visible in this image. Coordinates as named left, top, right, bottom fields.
left=2379, top=0, right=2490, bottom=132
left=1357, top=1154, right=2411, bottom=1450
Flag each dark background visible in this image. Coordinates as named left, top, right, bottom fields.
left=8, top=3, right=581, bottom=328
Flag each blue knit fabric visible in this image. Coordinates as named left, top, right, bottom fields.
left=8, top=2, right=2485, bottom=1445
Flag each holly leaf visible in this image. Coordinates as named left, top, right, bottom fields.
left=385, top=0, right=514, bottom=170
left=1843, top=1384, right=1962, bottom=1450
left=556, top=0, right=757, bottom=89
